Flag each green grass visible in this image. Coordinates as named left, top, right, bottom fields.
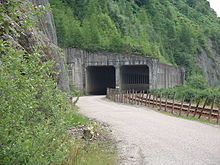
left=61, top=108, right=117, bottom=165
left=154, top=109, right=220, bottom=125
left=62, top=107, right=89, bottom=128
left=63, top=140, right=117, bottom=165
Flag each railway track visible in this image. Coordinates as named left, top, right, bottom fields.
left=107, top=88, right=220, bottom=124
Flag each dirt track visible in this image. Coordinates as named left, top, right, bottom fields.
left=77, top=96, right=220, bottom=165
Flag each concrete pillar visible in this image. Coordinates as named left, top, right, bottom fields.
left=150, top=59, right=159, bottom=89
left=115, top=65, right=120, bottom=89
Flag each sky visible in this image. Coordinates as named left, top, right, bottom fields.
left=207, top=0, right=220, bottom=16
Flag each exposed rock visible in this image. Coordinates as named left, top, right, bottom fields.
left=68, top=121, right=113, bottom=142
left=31, top=0, right=70, bottom=93
left=197, top=39, right=220, bottom=86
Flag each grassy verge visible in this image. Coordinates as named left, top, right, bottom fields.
left=63, top=140, right=116, bottom=165
left=154, top=109, right=220, bottom=125
left=61, top=110, right=117, bottom=165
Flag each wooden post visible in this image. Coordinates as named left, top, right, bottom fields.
left=148, top=93, right=151, bottom=107
left=122, top=92, right=124, bottom=103
left=121, top=93, right=125, bottom=104
left=140, top=91, right=144, bottom=105
left=137, top=92, right=141, bottom=105
left=155, top=94, right=158, bottom=109
left=217, top=106, right=220, bottom=124
left=193, top=99, right=201, bottom=117
left=135, top=91, right=138, bottom=105
left=139, top=91, right=142, bottom=105
left=118, top=92, right=120, bottom=102
left=171, top=93, right=176, bottom=114
left=126, top=90, right=129, bottom=104
left=186, top=97, right=192, bottom=117
left=165, top=95, right=168, bottom=112
left=153, top=94, right=157, bottom=108
left=145, top=93, right=149, bottom=106
left=127, top=90, right=130, bottom=103
left=129, top=90, right=132, bottom=104
left=208, top=97, right=216, bottom=121
left=118, top=92, right=120, bottom=103
left=159, top=93, right=162, bottom=110
left=152, top=94, right=155, bottom=108
left=131, top=90, right=134, bottom=104
left=129, top=90, right=132, bottom=103
left=179, top=96, right=185, bottom=116
left=198, top=98, right=208, bottom=119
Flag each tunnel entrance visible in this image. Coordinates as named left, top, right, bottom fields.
left=86, top=66, right=116, bottom=95
left=120, top=65, right=149, bottom=91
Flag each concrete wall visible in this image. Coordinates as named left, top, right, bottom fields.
left=156, top=64, right=185, bottom=89
left=64, top=48, right=185, bottom=94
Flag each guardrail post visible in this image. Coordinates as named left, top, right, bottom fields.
left=159, top=93, right=162, bottom=110
left=171, top=93, right=176, bottom=114
left=135, top=91, right=138, bottom=105
left=179, top=96, right=185, bottom=116
left=165, top=96, right=168, bottom=112
left=186, top=97, right=192, bottom=117
left=152, top=94, right=155, bottom=108
left=145, top=92, right=148, bottom=106
left=131, top=90, right=134, bottom=104
left=208, top=97, right=215, bottom=121
left=155, top=94, right=159, bottom=109
left=217, top=107, right=220, bottom=124
left=148, top=93, right=151, bottom=107
left=138, top=91, right=142, bottom=105
left=198, top=98, right=208, bottom=119
left=193, top=99, right=201, bottom=117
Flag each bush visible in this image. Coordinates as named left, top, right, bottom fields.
left=186, top=75, right=209, bottom=90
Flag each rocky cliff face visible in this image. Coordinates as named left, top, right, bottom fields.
left=1, top=0, right=70, bottom=93
left=31, top=0, right=70, bottom=93
left=197, top=39, right=220, bottom=86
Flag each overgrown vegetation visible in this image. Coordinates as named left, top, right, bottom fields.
left=151, top=75, right=220, bottom=107
left=0, top=39, right=89, bottom=164
left=0, top=1, right=116, bottom=164
left=49, top=0, right=220, bottom=79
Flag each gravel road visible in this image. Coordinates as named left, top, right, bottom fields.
left=77, top=96, right=220, bottom=165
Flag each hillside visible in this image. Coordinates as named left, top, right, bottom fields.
left=49, top=0, right=220, bottom=86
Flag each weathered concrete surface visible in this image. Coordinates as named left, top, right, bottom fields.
left=157, top=63, right=185, bottom=89
left=64, top=48, right=185, bottom=94
left=78, top=96, right=220, bottom=165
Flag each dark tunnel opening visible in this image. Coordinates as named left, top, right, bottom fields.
left=120, top=65, right=149, bottom=91
left=86, top=66, right=116, bottom=95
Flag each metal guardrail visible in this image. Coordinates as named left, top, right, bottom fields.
left=106, top=88, right=220, bottom=124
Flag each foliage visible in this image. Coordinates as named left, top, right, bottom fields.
left=186, top=75, right=209, bottom=90
left=151, top=83, right=220, bottom=106
left=49, top=0, right=220, bottom=79
left=0, top=39, right=82, bottom=164
left=0, top=1, right=96, bottom=164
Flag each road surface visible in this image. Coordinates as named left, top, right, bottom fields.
left=77, top=96, right=220, bottom=165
